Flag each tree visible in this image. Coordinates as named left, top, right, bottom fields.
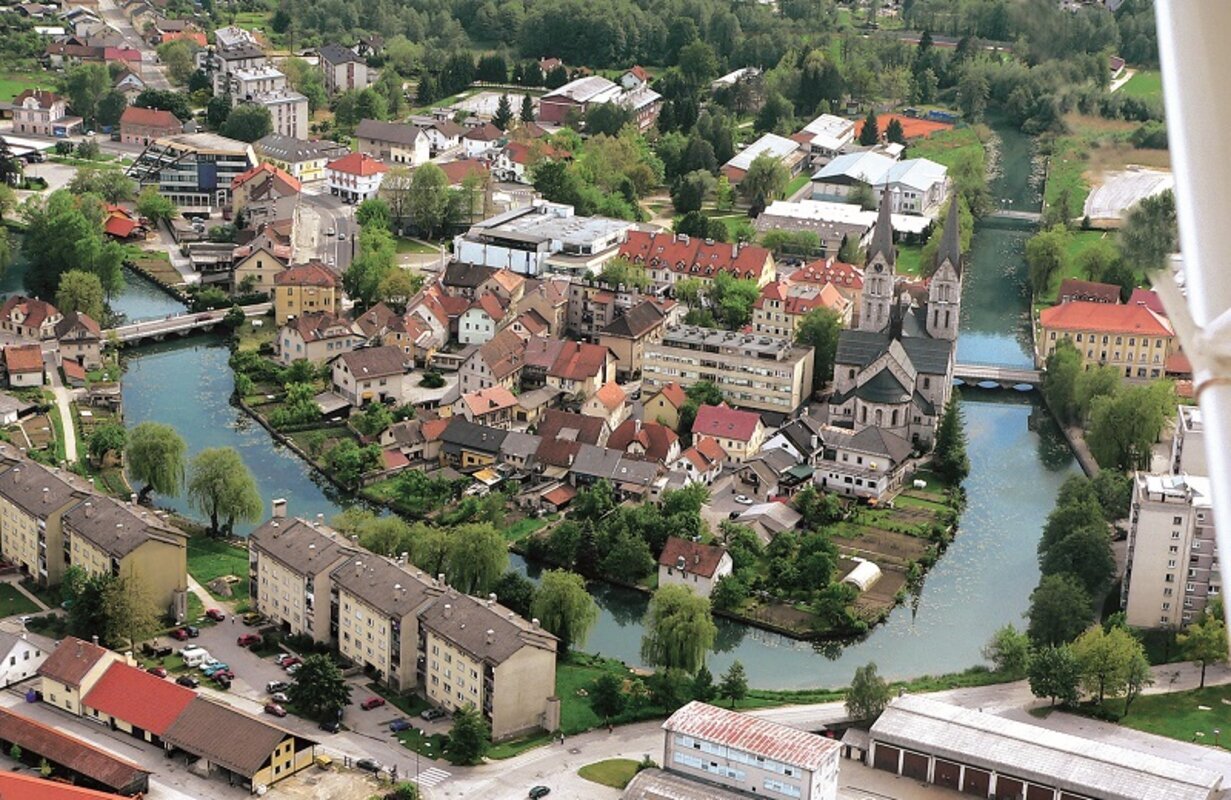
left=1119, top=189, right=1176, bottom=274
left=1178, top=602, right=1228, bottom=689
left=933, top=393, right=970, bottom=483
left=670, top=169, right=715, bottom=214
left=677, top=40, right=719, bottom=87
left=1087, top=383, right=1175, bottom=471
left=647, top=668, right=692, bottom=712
left=641, top=584, right=717, bottom=674
left=67, top=168, right=135, bottom=203
left=691, top=664, right=716, bottom=702
left=589, top=672, right=627, bottom=721
left=445, top=523, right=507, bottom=594
left=718, top=661, right=748, bottom=707
left=1043, top=340, right=1082, bottom=424
left=126, top=422, right=186, bottom=501
left=796, top=307, right=842, bottom=392
left=187, top=447, right=262, bottom=536
left=493, top=93, right=513, bottom=130
left=492, top=571, right=537, bottom=618
left=885, top=117, right=906, bottom=145
left=738, top=153, right=789, bottom=208
left=982, top=625, right=1032, bottom=675
left=344, top=226, right=397, bottom=307
left=1025, top=227, right=1069, bottom=297
left=407, top=163, right=450, bottom=239
left=710, top=574, right=748, bottom=612
left=1039, top=525, right=1115, bottom=599
left=584, top=103, right=634, bottom=136
left=136, top=185, right=176, bottom=225
left=1072, top=625, right=1149, bottom=705
left=220, top=104, right=273, bottom=142
left=355, top=197, right=391, bottom=230
left=102, top=575, right=160, bottom=647
left=88, top=423, right=126, bottom=466
left=67, top=572, right=111, bottom=640
left=858, top=109, right=879, bottom=146
left=281, top=57, right=328, bottom=113
left=1027, top=645, right=1081, bottom=707
left=323, top=439, right=380, bottom=487
left=156, top=39, right=196, bottom=85
left=287, top=653, right=352, bottom=720
left=530, top=569, right=599, bottom=655
left=448, top=705, right=490, bottom=765
left=845, top=662, right=891, bottom=722
left=206, top=94, right=231, bottom=129
left=56, top=270, right=106, bottom=322
left=1090, top=471, right=1133, bottom=522
left=520, top=94, right=535, bottom=123
left=62, top=63, right=109, bottom=126
left=1028, top=573, right=1094, bottom=646
left=96, top=91, right=128, bottom=128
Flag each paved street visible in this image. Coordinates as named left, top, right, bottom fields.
left=95, top=0, right=171, bottom=90
left=298, top=191, right=357, bottom=272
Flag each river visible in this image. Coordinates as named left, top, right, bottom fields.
left=117, top=120, right=1078, bottom=689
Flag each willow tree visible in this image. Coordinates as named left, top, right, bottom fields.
left=187, top=447, right=262, bottom=536
left=641, top=584, right=717, bottom=674
left=126, top=422, right=186, bottom=502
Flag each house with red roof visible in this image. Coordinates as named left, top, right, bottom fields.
left=12, top=89, right=79, bottom=137
left=607, top=418, right=680, bottom=465
left=0, top=771, right=141, bottom=800
left=37, top=636, right=126, bottom=716
left=325, top=151, right=388, bottom=203
left=492, top=139, right=569, bottom=183
left=273, top=260, right=340, bottom=324
left=118, top=104, right=182, bottom=146
left=692, top=403, right=766, bottom=464
left=547, top=341, right=615, bottom=400
left=101, top=203, right=144, bottom=240
left=462, top=122, right=505, bottom=158
left=82, top=661, right=196, bottom=745
left=453, top=385, right=518, bottom=429
left=4, top=345, right=45, bottom=387
left=753, top=279, right=852, bottom=338
left=657, top=536, right=732, bottom=598
left=644, top=382, right=688, bottom=430
left=438, top=158, right=490, bottom=187
left=458, top=292, right=509, bottom=345
left=275, top=311, right=360, bottom=366
left=1039, top=300, right=1176, bottom=380
left=671, top=436, right=727, bottom=485
left=580, top=380, right=628, bottom=430
left=791, top=257, right=864, bottom=321
left=618, top=231, right=775, bottom=289
left=0, top=705, right=150, bottom=795
left=1, top=296, right=62, bottom=340
left=232, top=162, right=302, bottom=228
left=1057, top=278, right=1121, bottom=305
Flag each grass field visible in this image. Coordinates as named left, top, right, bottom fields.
left=1119, top=69, right=1163, bottom=102
left=1033, top=229, right=1113, bottom=305
left=785, top=173, right=811, bottom=198
left=0, top=583, right=39, bottom=618
left=578, top=759, right=641, bottom=790
left=1043, top=136, right=1091, bottom=221
left=0, top=74, right=46, bottom=103
left=504, top=516, right=550, bottom=543
left=896, top=243, right=923, bottom=277
left=395, top=237, right=442, bottom=255
left=1120, top=685, right=1231, bottom=747
left=904, top=125, right=986, bottom=171
left=186, top=536, right=250, bottom=602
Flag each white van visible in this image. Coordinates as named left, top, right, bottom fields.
left=181, top=647, right=210, bottom=667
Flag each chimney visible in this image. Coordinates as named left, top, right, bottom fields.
left=354, top=560, right=363, bottom=577
left=42, top=487, right=49, bottom=503
left=271, top=498, right=287, bottom=518
left=487, top=592, right=497, bottom=608
left=443, top=603, right=452, bottom=619
left=693, top=553, right=699, bottom=565
left=129, top=493, right=137, bottom=505
left=676, top=556, right=686, bottom=570
left=401, top=552, right=409, bottom=564
left=316, top=513, right=325, bottom=523
left=531, top=618, right=540, bottom=629
left=91, top=635, right=99, bottom=646
left=485, top=628, right=495, bottom=644
left=437, top=573, right=445, bottom=585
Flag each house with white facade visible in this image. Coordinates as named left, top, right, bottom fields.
left=325, top=152, right=388, bottom=204
left=0, top=632, right=49, bottom=688
left=657, top=537, right=732, bottom=599
left=812, top=151, right=949, bottom=217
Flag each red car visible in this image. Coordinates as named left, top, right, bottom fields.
left=237, top=633, right=262, bottom=648
left=212, top=670, right=235, bottom=682
left=360, top=697, right=386, bottom=711
left=146, top=666, right=167, bottom=678
left=280, top=656, right=301, bottom=670
left=170, top=628, right=189, bottom=641
left=264, top=703, right=287, bottom=717
left=205, top=608, right=226, bottom=622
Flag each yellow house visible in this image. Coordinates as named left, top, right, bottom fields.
left=643, top=382, right=688, bottom=430
left=37, top=636, right=126, bottom=716
left=62, top=496, right=189, bottom=621
left=273, top=261, right=340, bottom=325
left=1039, top=300, right=1176, bottom=379
left=0, top=453, right=88, bottom=588
left=232, top=243, right=290, bottom=296
left=417, top=591, right=559, bottom=741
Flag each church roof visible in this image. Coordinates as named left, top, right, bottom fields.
left=835, top=330, right=952, bottom=376
left=868, top=188, right=895, bottom=267
left=856, top=369, right=910, bottom=404
left=936, top=194, right=962, bottom=275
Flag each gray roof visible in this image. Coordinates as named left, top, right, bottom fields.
left=937, top=193, right=962, bottom=276
left=624, top=768, right=750, bottom=800
left=600, top=300, right=664, bottom=339
left=63, top=496, right=185, bottom=559
left=871, top=695, right=1223, bottom=800
left=834, top=330, right=952, bottom=376
left=0, top=392, right=35, bottom=417
left=571, top=443, right=623, bottom=480
left=336, top=345, right=409, bottom=378
left=383, top=419, right=425, bottom=447
left=316, top=43, right=364, bottom=65
left=330, top=554, right=441, bottom=619
left=443, top=261, right=497, bottom=289
left=162, top=697, right=312, bottom=778
left=355, top=118, right=426, bottom=147
left=868, top=185, right=895, bottom=266
left=855, top=368, right=910, bottom=404
left=216, top=42, right=265, bottom=61
left=440, top=419, right=508, bottom=456
left=417, top=590, right=556, bottom=666
left=255, top=133, right=345, bottom=163
left=499, top=431, right=541, bottom=461
left=612, top=457, right=660, bottom=487
left=848, top=427, right=913, bottom=464
left=249, top=517, right=355, bottom=576
left=0, top=458, right=86, bottom=520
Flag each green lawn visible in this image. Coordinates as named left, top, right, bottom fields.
left=0, top=74, right=47, bottom=103
left=784, top=173, right=811, bottom=198
left=1044, top=136, right=1091, bottom=222
left=504, top=516, right=551, bottom=543
left=234, top=317, right=276, bottom=353
left=904, top=125, right=985, bottom=172
left=1036, top=230, right=1116, bottom=305
left=186, top=536, right=250, bottom=602
left=0, top=583, right=40, bottom=617
left=578, top=759, right=641, bottom=790
left=488, top=732, right=552, bottom=760
left=1119, top=69, right=1163, bottom=103
left=557, top=653, right=663, bottom=735
left=395, top=237, right=442, bottom=255
left=896, top=243, right=924, bottom=277
left=395, top=727, right=449, bottom=759
left=1120, top=685, right=1231, bottom=746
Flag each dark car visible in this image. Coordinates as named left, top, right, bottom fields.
left=360, top=696, right=386, bottom=710
left=184, top=625, right=200, bottom=638
left=529, top=787, right=551, bottom=799
left=319, top=719, right=342, bottom=733
left=214, top=676, right=231, bottom=690
left=205, top=608, right=225, bottom=622
left=356, top=758, right=381, bottom=773
left=420, top=707, right=447, bottom=721
left=389, top=718, right=412, bottom=732
left=176, top=675, right=199, bottom=688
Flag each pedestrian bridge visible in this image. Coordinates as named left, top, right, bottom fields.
left=987, top=209, right=1043, bottom=223
left=105, top=303, right=271, bottom=345
left=954, top=362, right=1042, bottom=389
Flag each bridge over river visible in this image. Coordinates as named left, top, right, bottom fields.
left=105, top=303, right=272, bottom=345
left=954, top=361, right=1042, bottom=388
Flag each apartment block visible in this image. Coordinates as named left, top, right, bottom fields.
left=1172, top=405, right=1207, bottom=476
left=0, top=455, right=85, bottom=588
left=126, top=133, right=257, bottom=212
left=1038, top=301, right=1175, bottom=379
left=642, top=326, right=814, bottom=414
left=1123, top=473, right=1219, bottom=629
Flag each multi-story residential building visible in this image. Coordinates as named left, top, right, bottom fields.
left=317, top=43, right=368, bottom=95
left=642, top=326, right=815, bottom=415
left=417, top=590, right=558, bottom=740
left=331, top=554, right=441, bottom=691
left=597, top=300, right=667, bottom=380
left=231, top=162, right=301, bottom=229
left=752, top=280, right=852, bottom=339
left=658, top=701, right=841, bottom=800
left=273, top=261, right=340, bottom=325
left=538, top=75, right=660, bottom=131
left=1039, top=300, right=1176, bottom=379
left=330, top=346, right=411, bottom=406
left=254, top=134, right=348, bottom=183
left=62, top=495, right=188, bottom=619
left=1123, top=473, right=1218, bottom=629
left=118, top=105, right=182, bottom=146
left=458, top=328, right=526, bottom=395
left=692, top=404, right=766, bottom=464
left=325, top=152, right=388, bottom=204
left=12, top=89, right=78, bottom=137
left=617, top=232, right=775, bottom=289
left=127, top=133, right=257, bottom=212
left=1172, top=405, right=1207, bottom=475
left=454, top=386, right=518, bottom=428
left=206, top=40, right=266, bottom=95
left=657, top=537, right=733, bottom=599
left=248, top=505, right=355, bottom=642
left=228, top=64, right=287, bottom=99
left=0, top=454, right=86, bottom=587
left=247, top=89, right=310, bottom=140
left=546, top=341, right=616, bottom=400
left=812, top=152, right=950, bottom=217
left=275, top=311, right=358, bottom=366
left=0, top=296, right=62, bottom=340
left=453, top=202, right=633, bottom=277
left=354, top=119, right=430, bottom=167
left=813, top=424, right=914, bottom=503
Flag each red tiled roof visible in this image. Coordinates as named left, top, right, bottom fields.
left=538, top=409, right=606, bottom=446
left=679, top=445, right=716, bottom=473
left=119, top=104, right=180, bottom=131
left=549, top=341, right=609, bottom=382
left=232, top=161, right=302, bottom=193
left=1040, top=301, right=1174, bottom=337
left=536, top=439, right=582, bottom=468
left=464, top=122, right=503, bottom=142
left=462, top=386, right=518, bottom=417
left=619, top=231, right=772, bottom=282
left=2, top=296, right=59, bottom=328
left=0, top=706, right=149, bottom=793
left=1129, top=288, right=1165, bottom=315
left=694, top=436, right=726, bottom=464
left=1165, top=351, right=1192, bottom=375
left=62, top=359, right=86, bottom=381
left=83, top=661, right=196, bottom=736
left=658, top=536, right=728, bottom=578
left=103, top=47, right=142, bottom=62
left=36, top=637, right=110, bottom=687
left=592, top=381, right=625, bottom=411
left=608, top=419, right=677, bottom=463
left=627, top=65, right=650, bottom=82
left=438, top=158, right=490, bottom=185
left=0, top=772, right=135, bottom=800
left=1057, top=278, right=1120, bottom=304
left=275, top=260, right=336, bottom=287
left=664, top=701, right=841, bottom=771
left=326, top=151, right=389, bottom=177
left=542, top=483, right=576, bottom=507
left=104, top=214, right=138, bottom=238
left=4, top=345, right=44, bottom=374
left=692, top=403, right=761, bottom=442
left=381, top=449, right=410, bottom=470
left=471, top=292, right=507, bottom=322
left=791, top=259, right=863, bottom=290
left=503, top=140, right=567, bottom=165
left=422, top=417, right=450, bottom=442
left=650, top=382, right=688, bottom=410
left=14, top=89, right=62, bottom=108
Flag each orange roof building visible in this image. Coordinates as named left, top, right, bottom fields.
left=619, top=231, right=775, bottom=288
left=82, top=661, right=197, bottom=737
left=1039, top=300, right=1176, bottom=379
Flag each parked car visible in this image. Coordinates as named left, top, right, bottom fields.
left=170, top=628, right=189, bottom=641
left=529, top=787, right=551, bottom=798
left=319, top=719, right=342, bottom=733
left=267, top=680, right=291, bottom=694
left=141, top=642, right=172, bottom=658
left=325, top=227, right=335, bottom=236
left=214, top=676, right=231, bottom=690
left=183, top=625, right=200, bottom=638
left=420, top=707, right=447, bottom=721
left=389, top=718, right=412, bottom=732
left=264, top=703, right=287, bottom=717
left=242, top=612, right=264, bottom=626
left=176, top=676, right=199, bottom=688
left=205, top=608, right=225, bottom=622
left=356, top=758, right=381, bottom=773
left=274, top=653, right=295, bottom=666
left=734, top=494, right=753, bottom=505
left=286, top=663, right=302, bottom=675
left=337, top=232, right=347, bottom=240
left=361, top=697, right=386, bottom=711
left=280, top=656, right=301, bottom=670
left=146, top=666, right=167, bottom=678
left=212, top=669, right=235, bottom=681
left=237, top=633, right=262, bottom=648
left=202, top=662, right=229, bottom=676
left=270, top=692, right=289, bottom=704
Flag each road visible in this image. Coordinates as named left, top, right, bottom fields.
left=95, top=0, right=171, bottom=90
left=45, top=357, right=79, bottom=464
left=299, top=188, right=358, bottom=272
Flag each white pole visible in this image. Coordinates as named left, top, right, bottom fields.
left=1155, top=1, right=1231, bottom=635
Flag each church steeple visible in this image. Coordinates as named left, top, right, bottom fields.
left=936, top=194, right=962, bottom=275
left=858, top=187, right=897, bottom=333
left=926, top=193, right=963, bottom=341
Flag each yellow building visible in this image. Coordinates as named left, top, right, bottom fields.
left=62, top=496, right=188, bottom=621
left=37, top=636, right=126, bottom=716
left=248, top=505, right=355, bottom=643
left=331, top=555, right=441, bottom=691
left=0, top=452, right=88, bottom=588
left=643, top=382, right=687, bottom=430
left=273, top=261, right=341, bottom=325
left=1038, top=301, right=1176, bottom=379
left=231, top=243, right=290, bottom=296
left=417, top=591, right=559, bottom=741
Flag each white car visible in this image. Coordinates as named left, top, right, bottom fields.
left=734, top=494, right=753, bottom=505
left=337, top=231, right=347, bottom=240
left=325, top=227, right=335, bottom=236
